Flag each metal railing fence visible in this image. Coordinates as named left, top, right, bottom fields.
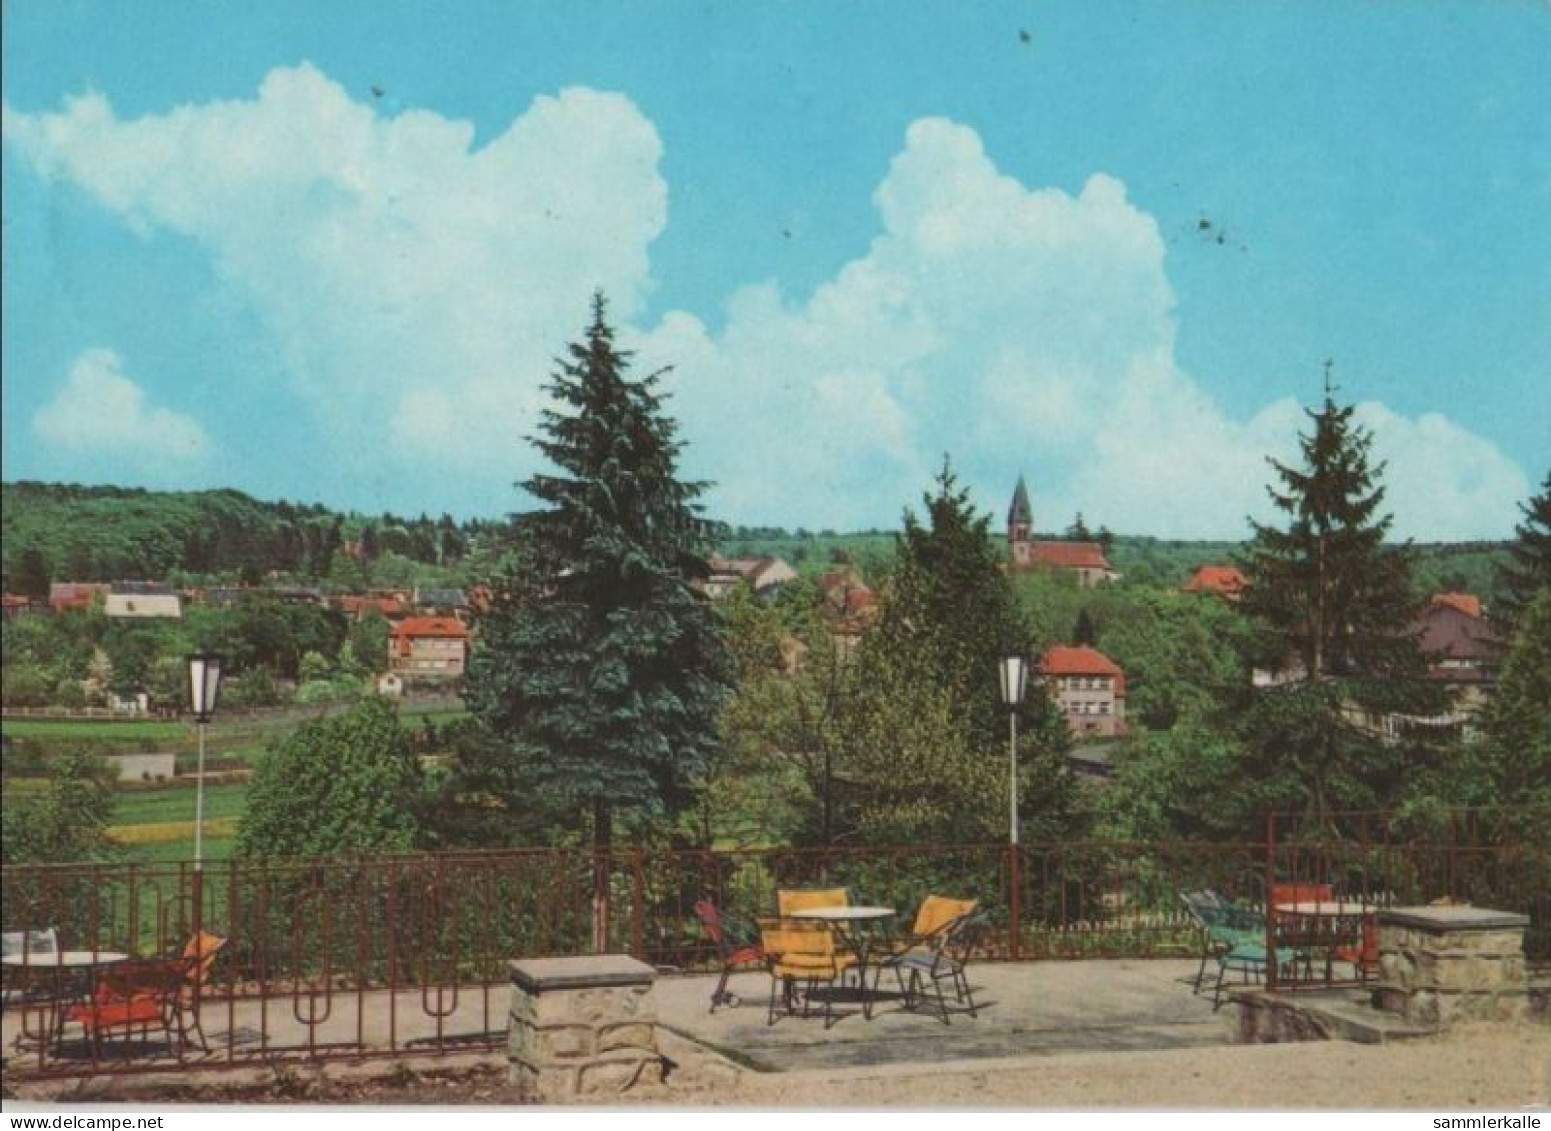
left=2, top=809, right=1544, bottom=1078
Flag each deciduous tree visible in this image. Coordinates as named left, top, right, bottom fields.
left=237, top=696, right=424, bottom=858
left=1, top=752, right=116, bottom=865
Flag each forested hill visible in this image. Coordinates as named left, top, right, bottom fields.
left=2, top=481, right=1511, bottom=601
left=0, top=481, right=487, bottom=589
left=716, top=525, right=1512, bottom=598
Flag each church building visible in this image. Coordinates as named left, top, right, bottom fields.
left=1007, top=476, right=1117, bottom=587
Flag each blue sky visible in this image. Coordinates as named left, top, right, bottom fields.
left=3, top=1, right=1547, bottom=538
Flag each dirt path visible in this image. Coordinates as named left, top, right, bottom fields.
left=726, top=1023, right=1551, bottom=1109
left=7, top=1023, right=1547, bottom=1109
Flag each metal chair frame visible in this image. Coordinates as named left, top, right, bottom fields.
left=759, top=918, right=855, bottom=1031
left=873, top=911, right=985, bottom=1025
left=63, top=958, right=189, bottom=1060
left=693, top=900, right=763, bottom=1012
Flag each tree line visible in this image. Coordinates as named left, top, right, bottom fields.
left=231, top=301, right=1551, bottom=866
left=7, top=298, right=1547, bottom=885
left=1, top=481, right=496, bottom=592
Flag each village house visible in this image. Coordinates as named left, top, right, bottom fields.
left=704, top=555, right=798, bottom=600
left=412, top=587, right=470, bottom=618
left=1006, top=477, right=1117, bottom=587
left=335, top=592, right=409, bottom=621
left=104, top=581, right=182, bottom=620
left=816, top=569, right=875, bottom=619
left=1181, top=564, right=1246, bottom=600
left=1038, top=644, right=1128, bottom=739
left=1412, top=591, right=1503, bottom=722
left=1, top=594, right=46, bottom=620
left=1259, top=591, right=1502, bottom=739
left=388, top=616, right=471, bottom=683
left=48, top=581, right=109, bottom=614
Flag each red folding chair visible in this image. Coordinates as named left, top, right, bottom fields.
left=694, top=899, right=765, bottom=1012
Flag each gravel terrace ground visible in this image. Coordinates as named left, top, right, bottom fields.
left=4, top=960, right=1547, bottom=1109
left=5, top=1025, right=1548, bottom=1109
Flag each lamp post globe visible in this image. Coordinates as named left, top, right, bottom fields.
left=185, top=653, right=224, bottom=874
left=998, top=655, right=1028, bottom=846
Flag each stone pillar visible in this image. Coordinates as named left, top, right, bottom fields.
left=508, top=955, right=662, bottom=1102
left=1375, top=906, right=1530, bottom=1027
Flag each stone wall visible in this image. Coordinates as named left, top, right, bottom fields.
left=507, top=955, right=663, bottom=1102
left=1376, top=907, right=1530, bottom=1027
left=1236, top=994, right=1337, bottom=1044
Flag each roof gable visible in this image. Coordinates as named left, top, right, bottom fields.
left=392, top=616, right=470, bottom=639
left=1039, top=645, right=1126, bottom=690
left=1183, top=565, right=1246, bottom=593
left=1029, top=541, right=1112, bottom=570
left=1430, top=591, right=1483, bottom=619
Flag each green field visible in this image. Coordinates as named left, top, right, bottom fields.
left=109, top=782, right=249, bottom=827
left=1, top=719, right=190, bottom=741
left=105, top=782, right=249, bottom=863
left=4, top=704, right=466, bottom=865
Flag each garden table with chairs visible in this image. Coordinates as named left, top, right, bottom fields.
left=1272, top=899, right=1380, bottom=985
left=2, top=929, right=226, bottom=1060
left=787, top=904, right=897, bottom=1019
left=699, top=888, right=985, bottom=1028
left=2, top=947, right=130, bottom=1051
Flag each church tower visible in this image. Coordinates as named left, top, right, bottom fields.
left=1008, top=476, right=1033, bottom=562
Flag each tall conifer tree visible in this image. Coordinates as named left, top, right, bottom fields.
left=1497, top=470, right=1551, bottom=626
left=863, top=460, right=1076, bottom=840
left=1236, top=382, right=1442, bottom=828
left=464, top=295, right=728, bottom=945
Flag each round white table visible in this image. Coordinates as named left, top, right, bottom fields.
left=2, top=950, right=130, bottom=970
left=1274, top=901, right=1372, bottom=919
left=1273, top=902, right=1375, bottom=984
left=788, top=907, right=896, bottom=1018
left=788, top=906, right=896, bottom=924
left=3, top=951, right=129, bottom=1052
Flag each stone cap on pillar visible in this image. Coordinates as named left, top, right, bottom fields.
left=1377, top=906, right=1530, bottom=933
left=509, top=954, right=657, bottom=994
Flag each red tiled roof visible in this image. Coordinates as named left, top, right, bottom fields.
left=817, top=570, right=874, bottom=614
left=392, top=617, right=470, bottom=639
left=48, top=582, right=108, bottom=611
left=338, top=595, right=405, bottom=617
left=1028, top=541, right=1111, bottom=570
left=1038, top=645, right=1127, bottom=695
left=1414, top=601, right=1501, bottom=662
left=390, top=617, right=470, bottom=658
left=1183, top=565, right=1247, bottom=594
left=1431, top=591, right=1483, bottom=619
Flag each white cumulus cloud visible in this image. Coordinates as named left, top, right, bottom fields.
left=636, top=118, right=1526, bottom=539
left=4, top=76, right=1528, bottom=538
left=4, top=64, right=667, bottom=488
left=32, top=349, right=208, bottom=469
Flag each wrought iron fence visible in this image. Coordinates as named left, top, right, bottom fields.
left=2, top=810, right=1545, bottom=1078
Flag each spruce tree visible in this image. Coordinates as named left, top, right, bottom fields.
left=864, top=460, right=1075, bottom=840
left=1072, top=608, right=1098, bottom=647
left=12, top=547, right=51, bottom=600
left=1236, top=386, right=1442, bottom=829
left=1497, top=470, right=1551, bottom=626
left=464, top=295, right=728, bottom=946
left=878, top=459, right=1032, bottom=742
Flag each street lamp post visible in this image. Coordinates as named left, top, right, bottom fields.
left=998, top=655, right=1028, bottom=960
left=186, top=653, right=224, bottom=933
